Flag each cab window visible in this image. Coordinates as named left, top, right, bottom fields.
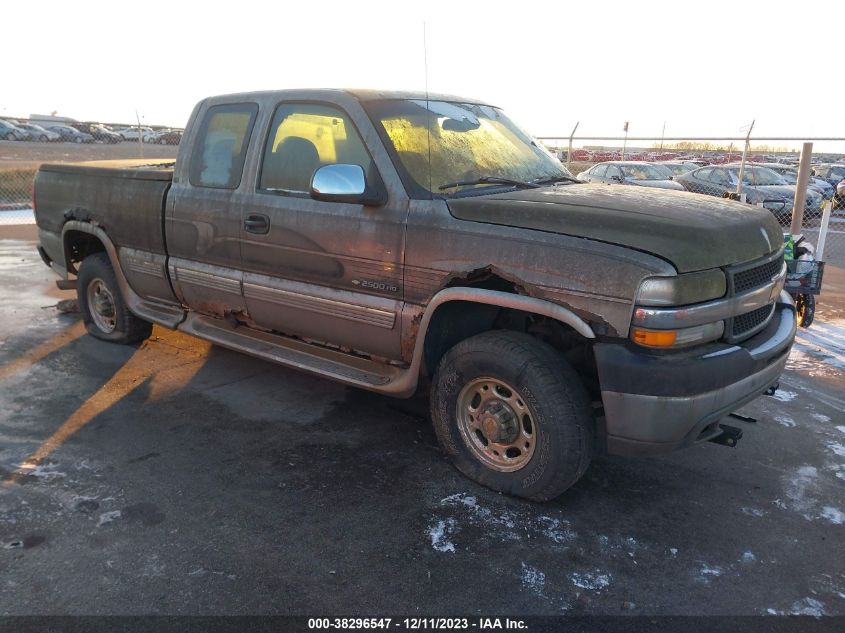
left=259, top=103, right=373, bottom=194
left=190, top=103, right=258, bottom=189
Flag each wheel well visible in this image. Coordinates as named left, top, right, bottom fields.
left=423, top=274, right=600, bottom=397
left=64, top=230, right=106, bottom=274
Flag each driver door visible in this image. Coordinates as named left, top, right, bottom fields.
left=239, top=100, right=407, bottom=360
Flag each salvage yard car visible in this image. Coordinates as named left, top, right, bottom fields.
left=16, top=122, right=61, bottom=142
left=577, top=161, right=685, bottom=190
left=33, top=89, right=796, bottom=501
left=47, top=125, right=94, bottom=144
left=675, top=165, right=823, bottom=225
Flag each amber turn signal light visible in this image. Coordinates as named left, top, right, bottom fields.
left=630, top=328, right=678, bottom=348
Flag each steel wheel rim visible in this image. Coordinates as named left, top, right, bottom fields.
left=456, top=377, right=537, bottom=472
left=87, top=278, right=117, bottom=333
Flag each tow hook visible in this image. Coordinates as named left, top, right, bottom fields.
left=709, top=423, right=743, bottom=448
left=764, top=383, right=779, bottom=397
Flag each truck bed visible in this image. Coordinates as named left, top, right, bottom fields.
left=34, top=159, right=175, bottom=275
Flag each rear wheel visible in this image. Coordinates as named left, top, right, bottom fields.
left=77, top=252, right=152, bottom=344
left=4, top=133, right=14, bottom=141
left=431, top=330, right=593, bottom=501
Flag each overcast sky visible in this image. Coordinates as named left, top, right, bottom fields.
left=6, top=0, right=844, bottom=150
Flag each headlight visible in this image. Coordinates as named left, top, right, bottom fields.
left=631, top=321, right=725, bottom=348
left=636, top=269, right=726, bottom=306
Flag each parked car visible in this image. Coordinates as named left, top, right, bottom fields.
left=150, top=130, right=182, bottom=145
left=657, top=161, right=701, bottom=177
left=812, top=164, right=845, bottom=189
left=15, top=123, right=61, bottom=142
left=674, top=165, right=822, bottom=225
left=33, top=88, right=796, bottom=501
left=74, top=123, right=122, bottom=144
left=0, top=119, right=29, bottom=141
left=48, top=125, right=95, bottom=143
left=759, top=163, right=835, bottom=200
left=577, top=161, right=685, bottom=190
left=118, top=126, right=154, bottom=141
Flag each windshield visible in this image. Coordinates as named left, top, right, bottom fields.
left=666, top=163, right=695, bottom=176
left=747, top=167, right=787, bottom=186
left=730, top=167, right=786, bottom=186
left=621, top=164, right=669, bottom=180
left=364, top=99, right=571, bottom=197
left=777, top=170, right=798, bottom=184
left=830, top=167, right=845, bottom=180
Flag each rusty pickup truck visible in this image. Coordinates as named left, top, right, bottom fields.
left=33, top=90, right=796, bottom=500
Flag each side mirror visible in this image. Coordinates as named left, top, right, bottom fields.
left=310, top=164, right=386, bottom=206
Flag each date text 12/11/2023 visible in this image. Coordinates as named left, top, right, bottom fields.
left=307, top=617, right=529, bottom=630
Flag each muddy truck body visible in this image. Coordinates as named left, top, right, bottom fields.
left=34, top=89, right=796, bottom=500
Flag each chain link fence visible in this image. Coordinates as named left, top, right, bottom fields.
left=2, top=121, right=844, bottom=265
left=0, top=117, right=180, bottom=223
left=538, top=135, right=845, bottom=266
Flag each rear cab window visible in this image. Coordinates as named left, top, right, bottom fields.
left=190, top=103, right=258, bottom=189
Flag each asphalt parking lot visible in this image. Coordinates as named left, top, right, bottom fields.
left=1, top=228, right=844, bottom=616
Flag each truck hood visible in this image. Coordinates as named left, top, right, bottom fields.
left=446, top=183, right=783, bottom=272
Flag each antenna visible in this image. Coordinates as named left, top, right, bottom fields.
left=423, top=21, right=432, bottom=195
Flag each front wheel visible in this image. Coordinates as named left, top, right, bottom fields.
left=431, top=330, right=593, bottom=501
left=796, top=293, right=815, bottom=328
left=77, top=252, right=152, bottom=344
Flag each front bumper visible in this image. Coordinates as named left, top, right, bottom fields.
left=594, top=292, right=796, bottom=456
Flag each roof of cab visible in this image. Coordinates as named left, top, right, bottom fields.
left=202, top=88, right=492, bottom=106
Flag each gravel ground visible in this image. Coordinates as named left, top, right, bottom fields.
left=0, top=231, right=843, bottom=616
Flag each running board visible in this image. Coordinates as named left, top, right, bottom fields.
left=179, top=314, right=410, bottom=393
left=131, top=299, right=185, bottom=329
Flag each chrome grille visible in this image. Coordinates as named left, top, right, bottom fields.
left=732, top=257, right=783, bottom=294
left=724, top=250, right=784, bottom=343
left=731, top=304, right=775, bottom=338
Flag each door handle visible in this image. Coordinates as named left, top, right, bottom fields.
left=244, top=213, right=270, bottom=234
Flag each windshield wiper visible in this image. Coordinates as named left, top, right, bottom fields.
left=531, top=174, right=582, bottom=185
left=438, top=176, right=540, bottom=191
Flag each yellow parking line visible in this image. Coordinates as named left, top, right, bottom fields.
left=2, top=329, right=210, bottom=489
left=0, top=321, right=87, bottom=382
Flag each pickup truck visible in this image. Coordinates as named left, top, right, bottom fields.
left=33, top=89, right=796, bottom=501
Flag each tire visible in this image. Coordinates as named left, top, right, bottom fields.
left=39, top=135, right=47, bottom=142
left=796, top=293, right=815, bottom=328
left=75, top=136, right=83, bottom=144
left=431, top=330, right=593, bottom=501
left=77, top=252, right=153, bottom=344
left=4, top=133, right=14, bottom=141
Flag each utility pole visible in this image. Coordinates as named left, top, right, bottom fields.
left=622, top=121, right=629, bottom=160
left=735, top=120, right=755, bottom=197
left=791, top=142, right=813, bottom=235
left=136, top=110, right=144, bottom=159
left=566, top=121, right=579, bottom=172
left=659, top=121, right=666, bottom=151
